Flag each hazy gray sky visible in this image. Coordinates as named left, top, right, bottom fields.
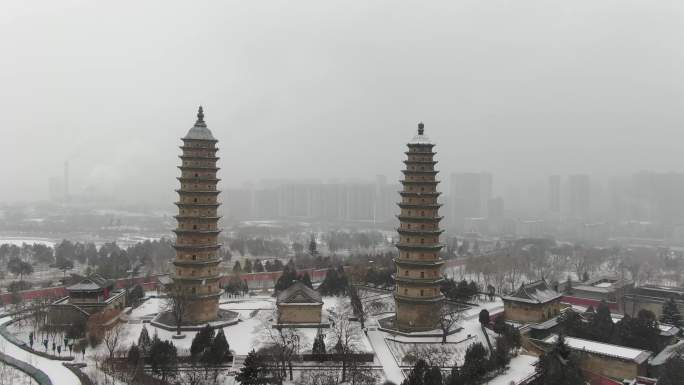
left=2, top=0, right=683, bottom=203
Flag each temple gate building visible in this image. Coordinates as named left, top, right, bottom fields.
left=172, top=106, right=222, bottom=323
left=393, top=122, right=445, bottom=331
left=276, top=282, right=324, bottom=326
left=48, top=274, right=126, bottom=326
left=502, top=280, right=562, bottom=323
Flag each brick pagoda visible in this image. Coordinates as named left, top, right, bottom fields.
left=393, top=122, right=445, bottom=331
left=172, top=106, right=222, bottom=323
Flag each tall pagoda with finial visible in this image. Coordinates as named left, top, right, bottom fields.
left=394, top=122, right=445, bottom=331
left=172, top=106, right=222, bottom=323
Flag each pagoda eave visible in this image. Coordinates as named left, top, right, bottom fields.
left=171, top=275, right=222, bottom=283
left=177, top=177, right=221, bottom=182
left=180, top=137, right=219, bottom=143
left=180, top=155, right=220, bottom=160
left=400, top=180, right=440, bottom=185
left=394, top=276, right=445, bottom=285
left=393, top=258, right=446, bottom=268
left=397, top=203, right=442, bottom=209
left=396, top=228, right=444, bottom=236
left=396, top=215, right=444, bottom=222
left=179, top=144, right=218, bottom=149
left=172, top=244, right=223, bottom=251
left=399, top=191, right=441, bottom=197
left=174, top=215, right=222, bottom=221
left=172, top=229, right=222, bottom=235
left=396, top=243, right=445, bottom=251
left=174, top=202, right=221, bottom=208
left=178, top=166, right=220, bottom=171
left=394, top=293, right=444, bottom=304
left=175, top=189, right=220, bottom=195
left=401, top=170, right=439, bottom=175
left=173, top=259, right=222, bottom=267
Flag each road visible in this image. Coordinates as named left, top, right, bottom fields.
left=366, top=328, right=404, bottom=384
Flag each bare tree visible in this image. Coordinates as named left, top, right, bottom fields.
left=102, top=322, right=125, bottom=360
left=258, top=310, right=302, bottom=382
left=164, top=284, right=191, bottom=335
left=327, top=305, right=363, bottom=382
left=350, top=286, right=366, bottom=329
left=438, top=304, right=461, bottom=344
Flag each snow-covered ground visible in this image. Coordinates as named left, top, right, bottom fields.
left=0, top=290, right=537, bottom=385
left=0, top=317, right=80, bottom=385
left=487, top=354, right=538, bottom=385
left=0, top=361, right=36, bottom=385
left=0, top=237, right=56, bottom=247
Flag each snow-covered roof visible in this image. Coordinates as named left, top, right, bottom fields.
left=408, top=122, right=434, bottom=145
left=67, top=274, right=112, bottom=291
left=650, top=340, right=684, bottom=366
left=573, top=276, right=633, bottom=293
left=610, top=315, right=680, bottom=337
left=543, top=335, right=652, bottom=364
left=277, top=282, right=323, bottom=305
left=183, top=106, right=216, bottom=141
left=503, top=280, right=562, bottom=304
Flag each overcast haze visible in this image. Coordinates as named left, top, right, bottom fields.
left=2, top=0, right=683, bottom=204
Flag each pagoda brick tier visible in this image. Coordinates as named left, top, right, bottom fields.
left=172, top=107, right=223, bottom=323
left=393, top=122, right=445, bottom=332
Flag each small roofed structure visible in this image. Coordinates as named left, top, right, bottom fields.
left=503, top=279, right=562, bottom=323
left=649, top=339, right=684, bottom=377
left=49, top=274, right=126, bottom=326
left=534, top=335, right=652, bottom=381
left=276, top=282, right=323, bottom=326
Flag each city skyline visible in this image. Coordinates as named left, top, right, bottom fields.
left=3, top=1, right=684, bottom=203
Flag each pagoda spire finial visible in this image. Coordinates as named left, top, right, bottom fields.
left=418, top=121, right=424, bottom=135
left=196, top=105, right=205, bottom=124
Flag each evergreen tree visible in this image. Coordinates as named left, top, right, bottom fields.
left=558, top=310, right=585, bottom=338
left=424, top=366, right=443, bottom=385
left=127, top=344, right=141, bottom=365
left=588, top=301, right=614, bottom=342
left=208, top=329, right=230, bottom=365
left=254, top=259, right=264, bottom=273
left=275, top=260, right=298, bottom=292
left=243, top=259, right=253, bottom=273
left=491, top=336, right=511, bottom=368
left=536, top=334, right=585, bottom=385
left=300, top=272, right=313, bottom=289
left=446, top=366, right=464, bottom=385
left=478, top=309, right=490, bottom=327
left=614, top=310, right=660, bottom=352
left=659, top=353, right=684, bottom=385
left=236, top=349, right=266, bottom=385
left=149, top=338, right=177, bottom=382
left=308, top=234, right=318, bottom=256
left=319, top=266, right=348, bottom=296
left=350, top=286, right=366, bottom=328
left=460, top=342, right=488, bottom=383
left=582, top=271, right=589, bottom=282
left=565, top=275, right=573, bottom=294
left=660, top=298, right=683, bottom=327
left=137, top=325, right=152, bottom=355
left=312, top=328, right=326, bottom=356
left=401, top=359, right=430, bottom=385
left=233, top=260, right=242, bottom=273
left=190, top=324, right=215, bottom=361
